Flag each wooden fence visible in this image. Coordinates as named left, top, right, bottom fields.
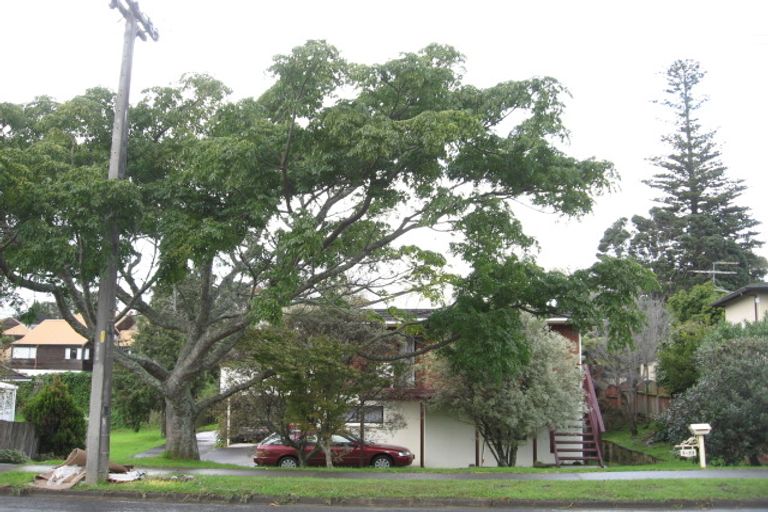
left=636, top=390, right=671, bottom=418
left=0, top=420, right=38, bottom=458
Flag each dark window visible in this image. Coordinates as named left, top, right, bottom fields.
left=345, top=405, right=384, bottom=424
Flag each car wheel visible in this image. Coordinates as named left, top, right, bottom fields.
left=278, top=456, right=299, bottom=468
left=371, top=455, right=392, bottom=468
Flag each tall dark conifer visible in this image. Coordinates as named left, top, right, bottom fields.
left=599, top=60, right=765, bottom=294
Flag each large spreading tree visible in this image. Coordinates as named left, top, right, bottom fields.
left=598, top=59, right=765, bottom=294
left=1, top=42, right=653, bottom=459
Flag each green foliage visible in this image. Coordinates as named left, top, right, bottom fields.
left=0, top=41, right=652, bottom=460
left=13, top=364, right=164, bottom=432
left=666, top=282, right=724, bottom=325
left=0, top=449, right=28, bottom=464
left=111, top=365, right=160, bottom=432
left=16, top=372, right=91, bottom=414
left=598, top=60, right=765, bottom=294
left=22, top=375, right=86, bottom=457
left=16, top=301, right=60, bottom=325
left=434, top=315, right=582, bottom=466
left=232, top=306, right=396, bottom=466
left=656, top=320, right=712, bottom=395
left=428, top=255, right=657, bottom=367
left=659, top=332, right=768, bottom=465
left=657, top=283, right=724, bottom=395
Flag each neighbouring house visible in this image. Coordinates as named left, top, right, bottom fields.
left=352, top=309, right=602, bottom=468
left=9, top=314, right=138, bottom=376
left=0, top=363, right=30, bottom=384
left=115, top=315, right=138, bottom=349
left=0, top=381, right=17, bottom=421
left=1, top=318, right=31, bottom=362
left=9, top=317, right=93, bottom=376
left=220, top=308, right=603, bottom=468
left=711, top=282, right=768, bottom=324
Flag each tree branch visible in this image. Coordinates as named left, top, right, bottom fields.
left=195, top=370, right=275, bottom=413
left=113, top=349, right=166, bottom=392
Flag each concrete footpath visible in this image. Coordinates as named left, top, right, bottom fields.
left=1, top=431, right=766, bottom=511
left=5, top=463, right=768, bottom=481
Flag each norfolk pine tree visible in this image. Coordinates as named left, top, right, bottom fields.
left=598, top=60, right=765, bottom=294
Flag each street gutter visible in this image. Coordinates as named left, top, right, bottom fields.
left=1, top=485, right=768, bottom=510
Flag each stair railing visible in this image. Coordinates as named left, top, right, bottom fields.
left=583, top=365, right=605, bottom=466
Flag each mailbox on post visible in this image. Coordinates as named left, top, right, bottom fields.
left=688, top=423, right=711, bottom=468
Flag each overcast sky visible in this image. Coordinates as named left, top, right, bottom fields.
left=3, top=1, right=767, bottom=283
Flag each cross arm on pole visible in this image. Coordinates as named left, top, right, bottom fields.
left=110, top=0, right=159, bottom=41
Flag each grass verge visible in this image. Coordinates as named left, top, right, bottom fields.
left=0, top=471, right=766, bottom=503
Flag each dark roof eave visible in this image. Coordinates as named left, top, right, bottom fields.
left=711, top=283, right=768, bottom=308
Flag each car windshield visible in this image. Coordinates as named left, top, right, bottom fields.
left=260, top=433, right=284, bottom=445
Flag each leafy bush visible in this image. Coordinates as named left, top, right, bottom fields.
left=0, top=449, right=28, bottom=464
left=16, top=372, right=91, bottom=414
left=15, top=370, right=160, bottom=431
left=22, top=376, right=86, bottom=457
left=659, top=334, right=768, bottom=465
left=657, top=283, right=723, bottom=396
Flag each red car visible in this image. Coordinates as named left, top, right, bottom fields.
left=253, top=432, right=414, bottom=468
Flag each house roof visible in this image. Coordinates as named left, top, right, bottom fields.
left=711, top=283, right=768, bottom=308
left=368, top=308, right=435, bottom=324
left=12, top=317, right=87, bottom=346
left=0, top=363, right=30, bottom=382
left=2, top=323, right=30, bottom=337
left=1, top=318, right=21, bottom=330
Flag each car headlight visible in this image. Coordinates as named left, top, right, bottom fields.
left=398, top=451, right=410, bottom=457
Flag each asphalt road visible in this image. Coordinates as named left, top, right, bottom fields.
left=0, top=495, right=764, bottom=512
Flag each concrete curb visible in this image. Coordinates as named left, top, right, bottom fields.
left=2, top=485, right=768, bottom=509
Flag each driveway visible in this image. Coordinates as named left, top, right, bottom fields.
left=133, top=430, right=256, bottom=467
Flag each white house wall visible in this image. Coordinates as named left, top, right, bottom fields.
left=15, top=368, right=76, bottom=377
left=724, top=294, right=768, bottom=324
left=423, top=407, right=476, bottom=468
left=367, top=400, right=562, bottom=468
left=362, top=401, right=422, bottom=466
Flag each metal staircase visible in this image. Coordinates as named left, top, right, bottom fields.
left=551, top=366, right=605, bottom=467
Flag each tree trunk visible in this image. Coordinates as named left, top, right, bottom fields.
left=164, top=392, right=200, bottom=460
left=505, top=443, right=519, bottom=467
left=485, top=436, right=518, bottom=467
left=319, top=440, right=334, bottom=468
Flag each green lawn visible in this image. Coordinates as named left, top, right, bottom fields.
left=26, top=424, right=764, bottom=473
left=109, top=428, right=166, bottom=461
left=603, top=424, right=680, bottom=462
left=0, top=471, right=766, bottom=504
left=1, top=425, right=766, bottom=504
left=107, top=428, right=244, bottom=469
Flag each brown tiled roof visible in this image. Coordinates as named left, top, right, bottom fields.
left=2, top=318, right=21, bottom=330
left=3, top=323, right=30, bottom=337
left=12, top=318, right=87, bottom=346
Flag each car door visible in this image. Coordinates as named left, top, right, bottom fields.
left=330, top=434, right=363, bottom=466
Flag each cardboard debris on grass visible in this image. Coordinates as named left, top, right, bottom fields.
left=34, top=448, right=146, bottom=489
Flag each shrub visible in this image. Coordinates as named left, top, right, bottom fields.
left=22, top=376, right=86, bottom=457
left=0, top=449, right=28, bottom=464
left=659, top=335, right=768, bottom=465
left=16, top=372, right=91, bottom=414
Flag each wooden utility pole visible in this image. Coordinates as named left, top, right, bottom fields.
left=85, top=0, right=158, bottom=484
